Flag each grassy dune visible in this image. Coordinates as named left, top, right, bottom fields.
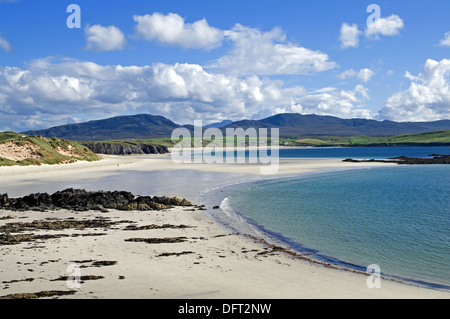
left=0, top=132, right=101, bottom=166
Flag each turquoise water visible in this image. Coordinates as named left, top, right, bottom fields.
left=278, top=146, right=450, bottom=159
left=222, top=165, right=450, bottom=289
left=195, top=146, right=450, bottom=162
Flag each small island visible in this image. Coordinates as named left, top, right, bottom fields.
left=343, top=154, right=450, bottom=164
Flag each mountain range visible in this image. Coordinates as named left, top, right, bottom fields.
left=21, top=113, right=450, bottom=141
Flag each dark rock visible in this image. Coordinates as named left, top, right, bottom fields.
left=0, top=194, right=8, bottom=207
left=15, top=193, right=52, bottom=210
left=1, top=189, right=193, bottom=212
left=343, top=155, right=450, bottom=165
left=157, top=251, right=194, bottom=257
left=0, top=290, right=77, bottom=299
left=124, top=224, right=193, bottom=231
left=90, top=261, right=117, bottom=267
left=81, top=142, right=169, bottom=155
left=51, top=275, right=104, bottom=282
left=124, top=237, right=188, bottom=244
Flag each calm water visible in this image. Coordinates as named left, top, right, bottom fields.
left=196, top=146, right=450, bottom=161
left=278, top=146, right=450, bottom=159
left=222, top=165, right=450, bottom=289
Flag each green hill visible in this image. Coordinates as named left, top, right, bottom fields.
left=22, top=114, right=181, bottom=141
left=0, top=132, right=101, bottom=166
left=21, top=113, right=450, bottom=141
left=226, top=113, right=450, bottom=137
left=281, top=130, right=450, bottom=147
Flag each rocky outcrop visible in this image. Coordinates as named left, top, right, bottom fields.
left=343, top=154, right=450, bottom=165
left=0, top=188, right=192, bottom=212
left=81, top=142, right=169, bottom=155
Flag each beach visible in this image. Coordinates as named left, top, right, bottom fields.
left=1, top=155, right=448, bottom=299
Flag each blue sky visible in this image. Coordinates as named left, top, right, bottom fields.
left=0, top=0, right=449, bottom=131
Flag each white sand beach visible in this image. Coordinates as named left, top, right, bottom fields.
left=0, top=155, right=448, bottom=299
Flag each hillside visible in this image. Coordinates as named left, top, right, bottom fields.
left=225, top=113, right=450, bottom=137
left=204, top=120, right=234, bottom=128
left=22, top=114, right=181, bottom=141
left=0, top=132, right=101, bottom=166
left=21, top=113, right=450, bottom=141
left=281, top=130, right=450, bottom=147
left=80, top=141, right=170, bottom=155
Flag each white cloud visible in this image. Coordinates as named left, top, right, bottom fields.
left=85, top=24, right=126, bottom=52
left=339, top=68, right=374, bottom=83
left=365, top=14, right=404, bottom=38
left=0, top=57, right=373, bottom=131
left=439, top=31, right=450, bottom=47
left=133, top=13, right=336, bottom=75
left=294, top=85, right=372, bottom=119
left=133, top=13, right=224, bottom=50
left=339, top=69, right=358, bottom=80
left=357, top=68, right=375, bottom=83
left=379, top=59, right=450, bottom=121
left=0, top=36, right=12, bottom=52
left=211, top=24, right=337, bottom=75
left=339, top=23, right=361, bottom=49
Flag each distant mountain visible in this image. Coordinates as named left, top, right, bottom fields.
left=204, top=120, right=234, bottom=128
left=223, top=113, right=450, bottom=137
left=21, top=113, right=450, bottom=141
left=22, top=114, right=182, bottom=141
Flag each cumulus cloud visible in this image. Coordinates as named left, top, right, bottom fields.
left=378, top=59, right=450, bottom=121
left=85, top=24, right=126, bottom=52
left=357, top=68, right=375, bottom=83
left=133, top=13, right=224, bottom=50
left=339, top=23, right=361, bottom=49
left=0, top=36, right=12, bottom=52
left=340, top=14, right=404, bottom=47
left=339, top=68, right=374, bottom=83
left=132, top=13, right=336, bottom=75
left=293, top=85, right=372, bottom=119
left=211, top=24, right=337, bottom=75
left=440, top=31, right=450, bottom=47
left=365, top=14, right=404, bottom=38
left=339, top=69, right=358, bottom=80
left=0, top=57, right=373, bottom=131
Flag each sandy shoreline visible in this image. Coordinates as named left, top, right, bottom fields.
left=0, top=155, right=449, bottom=299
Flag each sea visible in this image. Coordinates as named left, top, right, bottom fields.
left=201, top=146, right=450, bottom=291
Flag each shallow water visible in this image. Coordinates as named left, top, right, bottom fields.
left=222, top=165, right=450, bottom=289
left=195, top=146, right=450, bottom=161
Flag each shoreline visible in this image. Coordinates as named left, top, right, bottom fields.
left=200, top=168, right=450, bottom=293
left=0, top=155, right=449, bottom=298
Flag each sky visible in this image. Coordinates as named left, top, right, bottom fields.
left=0, top=0, right=449, bottom=132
